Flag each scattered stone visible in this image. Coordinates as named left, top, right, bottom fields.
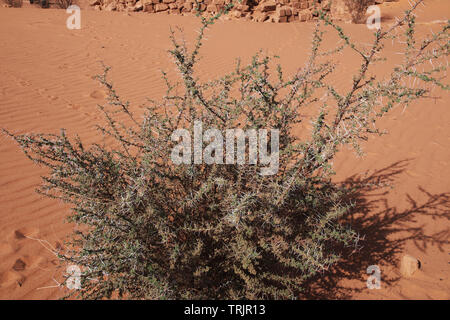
left=400, top=255, right=421, bottom=277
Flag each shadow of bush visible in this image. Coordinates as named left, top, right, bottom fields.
left=300, top=160, right=450, bottom=299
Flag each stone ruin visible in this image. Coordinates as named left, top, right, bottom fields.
left=89, top=0, right=396, bottom=23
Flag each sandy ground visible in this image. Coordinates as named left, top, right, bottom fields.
left=0, top=1, right=448, bottom=299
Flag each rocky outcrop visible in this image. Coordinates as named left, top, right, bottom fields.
left=89, top=0, right=376, bottom=23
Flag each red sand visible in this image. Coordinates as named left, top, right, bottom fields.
left=0, top=1, right=448, bottom=299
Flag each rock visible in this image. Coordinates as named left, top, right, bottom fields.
left=154, top=3, right=168, bottom=11
left=81, top=0, right=360, bottom=24
left=287, top=14, right=297, bottom=22
left=321, top=0, right=331, bottom=10
left=236, top=4, right=249, bottom=12
left=274, top=15, right=288, bottom=23
left=134, top=0, right=143, bottom=11
left=330, top=0, right=352, bottom=23
left=298, top=9, right=311, bottom=22
left=400, top=255, right=421, bottom=277
left=104, top=2, right=117, bottom=11
left=231, top=10, right=243, bottom=18
left=259, top=2, right=276, bottom=13
left=252, top=12, right=269, bottom=22
left=207, top=4, right=220, bottom=12
left=143, top=3, right=154, bottom=12
left=182, top=2, right=192, bottom=11
left=277, top=7, right=286, bottom=17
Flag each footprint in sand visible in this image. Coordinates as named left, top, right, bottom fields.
left=13, top=228, right=39, bottom=240
left=58, top=64, right=69, bottom=70
left=14, top=230, right=26, bottom=240
left=36, top=88, right=60, bottom=103
left=15, top=78, right=32, bottom=88
left=37, top=88, right=48, bottom=97
left=67, top=103, right=81, bottom=110
left=0, top=270, right=26, bottom=287
left=6, top=228, right=38, bottom=253
left=90, top=90, right=106, bottom=100
left=12, top=259, right=26, bottom=272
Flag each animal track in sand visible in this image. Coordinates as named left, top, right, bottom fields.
left=13, top=228, right=39, bottom=240
left=90, top=90, right=106, bottom=100
left=18, top=80, right=31, bottom=88
left=67, top=103, right=81, bottom=110
left=4, top=228, right=40, bottom=254
left=36, top=88, right=60, bottom=103
left=57, top=64, right=69, bottom=70
left=14, top=230, right=26, bottom=240
left=0, top=270, right=26, bottom=288
left=12, top=258, right=26, bottom=272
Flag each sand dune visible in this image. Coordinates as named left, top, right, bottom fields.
left=0, top=1, right=448, bottom=299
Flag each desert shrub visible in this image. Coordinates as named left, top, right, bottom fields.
left=3, top=0, right=23, bottom=7
left=4, top=1, right=449, bottom=299
left=28, top=0, right=49, bottom=7
left=55, top=0, right=75, bottom=9
left=344, top=0, right=374, bottom=23
left=39, top=0, right=49, bottom=8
